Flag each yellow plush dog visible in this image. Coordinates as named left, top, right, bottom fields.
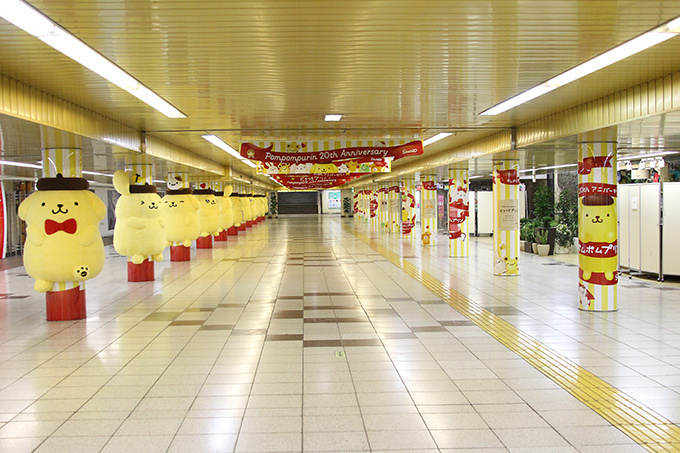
left=18, top=177, right=106, bottom=292
left=218, top=185, right=234, bottom=232
left=162, top=189, right=200, bottom=247
left=194, top=189, right=220, bottom=237
left=113, top=170, right=166, bottom=264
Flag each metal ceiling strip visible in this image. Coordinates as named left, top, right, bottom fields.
left=347, top=130, right=514, bottom=186
left=143, top=135, right=227, bottom=176
left=0, top=74, right=140, bottom=152
left=517, top=70, right=680, bottom=148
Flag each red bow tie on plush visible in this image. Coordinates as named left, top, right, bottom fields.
left=45, top=218, right=77, bottom=235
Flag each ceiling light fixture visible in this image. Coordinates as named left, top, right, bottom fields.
left=616, top=151, right=679, bottom=161
left=82, top=170, right=114, bottom=177
left=0, top=0, right=186, bottom=119
left=423, top=132, right=453, bottom=146
left=480, top=16, right=680, bottom=115
left=324, top=114, right=342, bottom=122
left=202, top=134, right=256, bottom=168
left=0, top=160, right=42, bottom=169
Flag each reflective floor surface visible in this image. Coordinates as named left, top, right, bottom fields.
left=0, top=215, right=679, bottom=452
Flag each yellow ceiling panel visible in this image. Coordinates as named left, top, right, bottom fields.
left=2, top=1, right=680, bottom=183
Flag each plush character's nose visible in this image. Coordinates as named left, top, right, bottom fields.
left=57, top=204, right=63, bottom=208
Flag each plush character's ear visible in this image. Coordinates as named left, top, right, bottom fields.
left=18, top=193, right=35, bottom=220
left=86, top=191, right=107, bottom=220
left=224, top=185, right=233, bottom=196
left=190, top=196, right=200, bottom=210
left=113, top=170, right=130, bottom=196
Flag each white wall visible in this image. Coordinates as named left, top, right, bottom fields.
left=321, top=190, right=342, bottom=214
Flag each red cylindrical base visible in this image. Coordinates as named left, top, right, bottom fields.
left=197, top=236, right=213, bottom=249
left=238, top=224, right=246, bottom=231
left=128, top=259, right=154, bottom=282
left=46, top=286, right=86, bottom=321
left=246, top=220, right=253, bottom=228
left=228, top=226, right=238, bottom=236
left=171, top=245, right=191, bottom=261
left=214, top=230, right=228, bottom=242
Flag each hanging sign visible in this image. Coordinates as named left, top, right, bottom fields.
left=272, top=174, right=362, bottom=190
left=258, top=158, right=390, bottom=175
left=241, top=140, right=423, bottom=164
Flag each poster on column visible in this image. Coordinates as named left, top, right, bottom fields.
left=422, top=199, right=436, bottom=219
left=497, top=199, right=519, bottom=230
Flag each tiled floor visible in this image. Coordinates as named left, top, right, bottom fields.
left=0, top=215, right=679, bottom=452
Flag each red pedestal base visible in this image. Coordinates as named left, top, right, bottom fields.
left=246, top=220, right=253, bottom=228
left=171, top=245, right=191, bottom=261
left=214, top=230, right=228, bottom=242
left=238, top=224, right=246, bottom=231
left=46, top=286, right=86, bottom=321
left=227, top=226, right=238, bottom=236
left=128, top=259, right=154, bottom=282
left=197, top=236, right=213, bottom=249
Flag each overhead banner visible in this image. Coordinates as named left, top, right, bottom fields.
left=272, top=174, right=363, bottom=190
left=257, top=158, right=390, bottom=175
left=241, top=140, right=423, bottom=164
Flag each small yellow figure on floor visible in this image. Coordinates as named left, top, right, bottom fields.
left=421, top=226, right=432, bottom=246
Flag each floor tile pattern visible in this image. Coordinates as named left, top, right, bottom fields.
left=0, top=215, right=678, bottom=452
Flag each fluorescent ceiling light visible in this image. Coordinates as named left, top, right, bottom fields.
left=82, top=170, right=114, bottom=177
left=202, top=134, right=257, bottom=168
left=423, top=132, right=453, bottom=146
left=518, top=163, right=578, bottom=173
left=324, top=114, right=342, bottom=122
left=617, top=151, right=679, bottom=161
left=480, top=16, right=680, bottom=115
left=0, top=0, right=186, bottom=119
left=0, top=160, right=41, bottom=169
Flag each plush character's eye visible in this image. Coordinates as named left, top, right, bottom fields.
left=585, top=214, right=589, bottom=217
left=41, top=202, right=45, bottom=206
left=74, top=202, right=78, bottom=206
left=205, top=199, right=210, bottom=203
left=606, top=213, right=609, bottom=217
left=180, top=200, right=184, bottom=203
left=140, top=200, right=145, bottom=205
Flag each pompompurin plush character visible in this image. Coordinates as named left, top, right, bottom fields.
left=113, top=170, right=166, bottom=264
left=162, top=186, right=200, bottom=248
left=18, top=175, right=106, bottom=293
left=194, top=184, right=220, bottom=237
left=218, top=185, right=234, bottom=233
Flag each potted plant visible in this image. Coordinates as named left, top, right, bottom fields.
left=555, top=188, right=578, bottom=253
left=532, top=185, right=556, bottom=255
left=535, top=229, right=550, bottom=256
left=342, top=197, right=353, bottom=217
left=268, top=192, right=278, bottom=218
left=555, top=223, right=573, bottom=253
left=520, top=218, right=536, bottom=253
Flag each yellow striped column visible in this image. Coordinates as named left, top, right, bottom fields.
left=387, top=184, right=400, bottom=233
left=449, top=168, right=470, bottom=257
left=578, top=127, right=618, bottom=312
left=369, top=186, right=379, bottom=229
left=378, top=184, right=389, bottom=233
left=420, top=176, right=437, bottom=246
left=493, top=161, right=520, bottom=276
left=401, top=180, right=417, bottom=237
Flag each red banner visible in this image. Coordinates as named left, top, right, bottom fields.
left=578, top=182, right=617, bottom=198
left=241, top=141, right=423, bottom=164
left=578, top=155, right=613, bottom=175
left=272, top=174, right=362, bottom=189
left=422, top=180, right=437, bottom=190
left=495, top=169, right=520, bottom=185
left=579, top=240, right=618, bottom=258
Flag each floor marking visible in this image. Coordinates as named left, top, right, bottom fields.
left=347, top=224, right=680, bottom=452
